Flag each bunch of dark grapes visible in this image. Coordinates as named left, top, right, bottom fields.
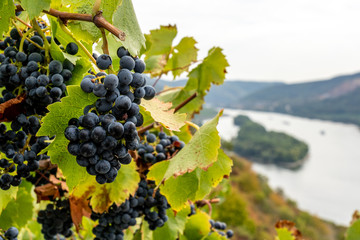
left=0, top=27, right=75, bottom=116
left=37, top=199, right=73, bottom=240
left=137, top=131, right=185, bottom=165
left=0, top=114, right=50, bottom=190
left=65, top=113, right=133, bottom=184
left=68, top=47, right=156, bottom=184
left=0, top=227, right=19, bottom=240
left=91, top=179, right=170, bottom=239
left=209, top=220, right=233, bottom=238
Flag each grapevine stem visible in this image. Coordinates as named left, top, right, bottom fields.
left=11, top=19, right=23, bottom=38
left=152, top=73, right=163, bottom=87
left=185, top=121, right=200, bottom=131
left=15, top=5, right=126, bottom=41
left=19, top=28, right=34, bottom=52
left=155, top=87, right=182, bottom=96
left=32, top=19, right=51, bottom=67
left=59, top=21, right=97, bottom=66
left=174, top=92, right=197, bottom=113
left=137, top=123, right=156, bottom=135
left=15, top=16, right=32, bottom=29
left=100, top=28, right=115, bottom=73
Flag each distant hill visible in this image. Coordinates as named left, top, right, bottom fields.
left=147, top=78, right=283, bottom=107
left=238, top=72, right=360, bottom=126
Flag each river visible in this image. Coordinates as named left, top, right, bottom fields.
left=216, top=109, right=360, bottom=226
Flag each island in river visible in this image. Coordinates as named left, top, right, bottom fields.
left=224, top=115, right=309, bottom=169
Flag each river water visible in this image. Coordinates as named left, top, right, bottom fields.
left=217, top=109, right=360, bottom=226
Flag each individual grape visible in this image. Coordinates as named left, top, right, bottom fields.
left=49, top=60, right=63, bottom=74
left=144, top=85, right=156, bottom=100
left=28, top=52, right=43, bottom=62
left=4, top=226, right=19, bottom=239
left=51, top=74, right=64, bottom=86
left=81, top=77, right=95, bottom=93
left=96, top=54, right=112, bottom=70
left=117, top=69, right=133, bottom=85
left=120, top=56, right=135, bottom=70
left=95, top=160, right=111, bottom=174
left=104, top=74, right=119, bottom=91
left=134, top=59, right=146, bottom=73
left=66, top=42, right=78, bottom=55
left=117, top=46, right=129, bottom=58
left=15, top=52, right=27, bottom=62
left=93, top=84, right=107, bottom=97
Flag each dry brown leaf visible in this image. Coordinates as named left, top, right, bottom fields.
left=69, top=195, right=92, bottom=232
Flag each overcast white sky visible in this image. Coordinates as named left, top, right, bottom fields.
left=133, top=0, right=360, bottom=83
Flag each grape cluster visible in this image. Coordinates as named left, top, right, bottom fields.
left=91, top=179, right=170, bottom=239
left=0, top=115, right=50, bottom=190
left=137, top=131, right=185, bottom=165
left=37, top=199, right=73, bottom=240
left=65, top=113, right=135, bottom=184
left=210, top=220, right=233, bottom=238
left=0, top=27, right=74, bottom=116
left=68, top=47, right=156, bottom=183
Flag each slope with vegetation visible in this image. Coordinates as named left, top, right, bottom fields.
left=210, top=153, right=347, bottom=240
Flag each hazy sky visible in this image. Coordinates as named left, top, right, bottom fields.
left=133, top=0, right=360, bottom=83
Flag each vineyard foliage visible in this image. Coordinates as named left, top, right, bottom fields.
left=0, top=1, right=358, bottom=240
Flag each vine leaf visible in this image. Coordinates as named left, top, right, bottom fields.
left=0, top=187, right=18, bottom=215
left=148, top=110, right=222, bottom=185
left=181, top=210, right=211, bottom=240
left=0, top=0, right=15, bottom=39
left=140, top=98, right=187, bottom=132
left=72, top=162, right=140, bottom=213
left=186, top=47, right=229, bottom=92
left=144, top=25, right=177, bottom=58
left=113, top=0, right=146, bottom=56
left=158, top=47, right=228, bottom=116
left=37, top=85, right=98, bottom=191
left=164, top=37, right=198, bottom=78
left=275, top=228, right=296, bottom=240
left=347, top=219, right=360, bottom=240
left=0, top=182, right=34, bottom=229
left=152, top=149, right=232, bottom=211
left=69, top=195, right=92, bottom=232
left=203, top=232, right=228, bottom=240
left=152, top=207, right=190, bottom=239
left=21, top=0, right=51, bottom=20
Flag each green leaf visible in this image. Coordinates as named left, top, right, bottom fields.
left=182, top=210, right=211, bottom=240
left=140, top=98, right=187, bottom=132
left=194, top=149, right=233, bottom=199
left=157, top=88, right=204, bottom=115
left=0, top=187, right=18, bottom=215
left=164, top=37, right=198, bottom=78
left=100, top=0, right=122, bottom=24
left=158, top=47, right=228, bottom=115
left=153, top=207, right=190, bottom=239
left=347, top=219, right=360, bottom=240
left=275, top=228, right=296, bottom=240
left=21, top=0, right=51, bottom=20
left=0, top=182, right=34, bottom=229
left=37, top=86, right=98, bottom=191
left=72, top=161, right=140, bottom=213
left=18, top=220, right=43, bottom=240
left=150, top=149, right=231, bottom=211
left=113, top=0, right=145, bottom=56
left=203, top=232, right=228, bottom=240
left=50, top=41, right=79, bottom=64
left=186, top=47, right=229, bottom=93
left=148, top=110, right=222, bottom=183
left=144, top=25, right=177, bottom=58
left=0, top=0, right=15, bottom=39
left=67, top=57, right=92, bottom=85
